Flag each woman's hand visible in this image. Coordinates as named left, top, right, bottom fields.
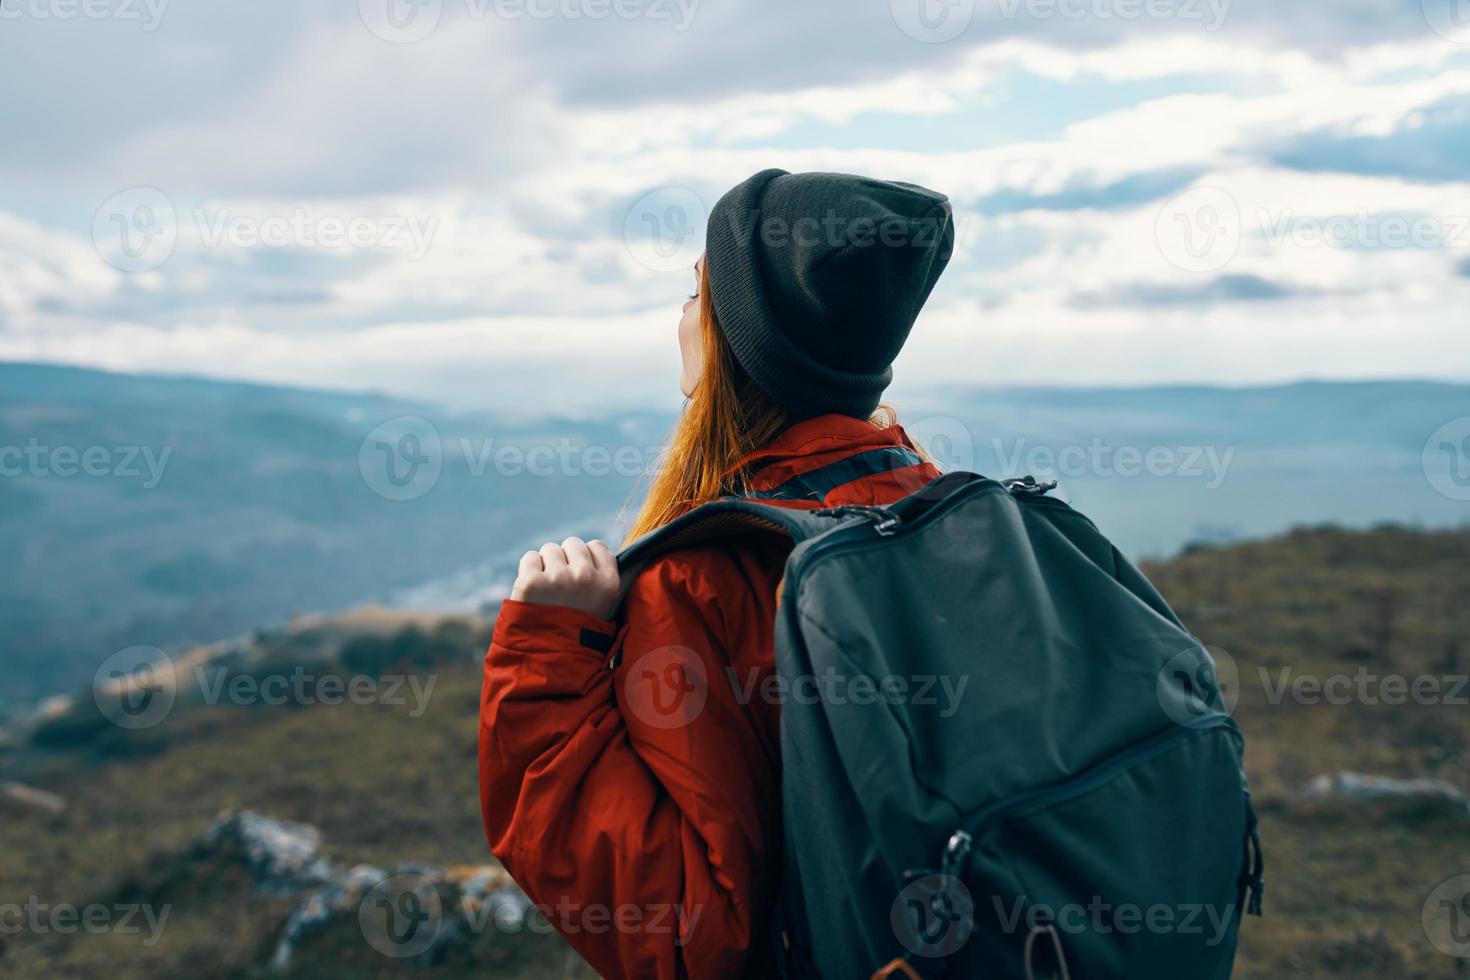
left=510, top=536, right=621, bottom=621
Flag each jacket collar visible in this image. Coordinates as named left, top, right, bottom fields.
left=731, top=413, right=929, bottom=499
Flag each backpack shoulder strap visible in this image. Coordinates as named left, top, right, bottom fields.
left=614, top=499, right=839, bottom=605
left=736, top=445, right=925, bottom=502
left=613, top=445, right=927, bottom=605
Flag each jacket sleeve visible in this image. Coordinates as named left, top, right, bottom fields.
left=478, top=554, right=781, bottom=980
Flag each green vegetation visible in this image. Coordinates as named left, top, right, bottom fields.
left=2, top=526, right=1468, bottom=977
left=1143, top=525, right=1470, bottom=977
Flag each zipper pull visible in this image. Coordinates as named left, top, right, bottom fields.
left=811, top=505, right=900, bottom=534
left=940, top=829, right=972, bottom=877
left=1004, top=475, right=1058, bottom=496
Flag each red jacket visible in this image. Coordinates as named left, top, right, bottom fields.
left=478, top=414, right=940, bottom=979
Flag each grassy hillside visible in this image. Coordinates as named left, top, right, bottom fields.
left=2, top=526, right=1468, bottom=977
left=1141, top=525, right=1470, bottom=976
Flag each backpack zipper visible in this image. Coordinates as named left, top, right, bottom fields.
left=807, top=475, right=1073, bottom=555
left=798, top=478, right=1025, bottom=577
left=963, top=715, right=1242, bottom=845
left=954, top=715, right=1262, bottom=918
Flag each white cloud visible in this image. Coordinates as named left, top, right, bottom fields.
left=0, top=213, right=121, bottom=321
left=2, top=8, right=1467, bottom=407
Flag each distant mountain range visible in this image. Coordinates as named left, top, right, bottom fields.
left=2, top=362, right=1466, bottom=708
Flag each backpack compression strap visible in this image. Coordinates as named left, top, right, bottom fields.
left=736, top=446, right=924, bottom=503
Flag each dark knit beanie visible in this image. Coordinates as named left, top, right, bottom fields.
left=704, top=168, right=954, bottom=420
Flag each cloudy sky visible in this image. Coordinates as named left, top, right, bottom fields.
left=2, top=0, right=1468, bottom=413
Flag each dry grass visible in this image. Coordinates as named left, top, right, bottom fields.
left=2, top=525, right=1468, bottom=976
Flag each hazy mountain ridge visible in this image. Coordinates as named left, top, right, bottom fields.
left=3, top=362, right=1466, bottom=709
left=0, top=363, right=662, bottom=708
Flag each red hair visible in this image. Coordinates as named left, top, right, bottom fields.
left=625, top=262, right=905, bottom=542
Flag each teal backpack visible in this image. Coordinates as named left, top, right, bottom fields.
left=618, top=459, right=1263, bottom=979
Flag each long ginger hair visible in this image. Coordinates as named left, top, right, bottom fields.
left=624, top=262, right=904, bottom=542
